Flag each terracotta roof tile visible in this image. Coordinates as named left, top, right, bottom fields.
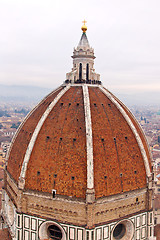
left=25, top=87, right=87, bottom=198
left=0, top=228, right=12, bottom=240
left=89, top=87, right=147, bottom=198
left=7, top=87, right=63, bottom=182
left=155, top=224, right=160, bottom=239
left=6, top=85, right=151, bottom=199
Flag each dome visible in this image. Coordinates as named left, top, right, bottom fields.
left=2, top=23, right=154, bottom=240
left=6, top=84, right=152, bottom=200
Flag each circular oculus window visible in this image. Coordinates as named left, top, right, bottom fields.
left=113, top=223, right=126, bottom=239
left=112, top=220, right=134, bottom=240
left=48, top=225, right=62, bottom=240
left=39, top=221, right=66, bottom=240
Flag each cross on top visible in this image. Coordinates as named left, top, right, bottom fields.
left=82, top=20, right=87, bottom=25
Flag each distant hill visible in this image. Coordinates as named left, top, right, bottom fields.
left=0, top=84, right=52, bottom=104
left=0, top=84, right=160, bottom=107
left=112, top=91, right=160, bottom=107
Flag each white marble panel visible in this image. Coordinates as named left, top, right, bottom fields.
left=141, top=227, right=146, bottom=239
left=31, top=218, right=37, bottom=231
left=24, top=216, right=30, bottom=229
left=96, top=228, right=101, bottom=240
left=103, top=226, right=109, bottom=239
left=31, top=232, right=36, bottom=240
left=136, top=229, right=140, bottom=239
left=70, top=227, right=75, bottom=240
left=24, top=230, right=30, bottom=240
left=77, top=229, right=83, bottom=240
left=16, top=229, right=21, bottom=240
left=136, top=216, right=140, bottom=228
left=142, top=214, right=146, bottom=226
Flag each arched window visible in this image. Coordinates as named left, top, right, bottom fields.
left=79, top=63, right=82, bottom=80
left=86, top=63, right=89, bottom=81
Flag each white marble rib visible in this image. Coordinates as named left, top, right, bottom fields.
left=19, top=85, right=70, bottom=188
left=82, top=85, right=94, bottom=189
left=99, top=86, right=151, bottom=177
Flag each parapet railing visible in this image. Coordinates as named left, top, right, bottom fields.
left=65, top=79, right=102, bottom=85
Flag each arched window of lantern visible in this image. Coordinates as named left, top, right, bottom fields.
left=86, top=63, right=89, bottom=81
left=79, top=63, right=82, bottom=80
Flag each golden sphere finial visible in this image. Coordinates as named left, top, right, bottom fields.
left=81, top=20, right=87, bottom=33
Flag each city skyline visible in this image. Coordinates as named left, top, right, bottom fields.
left=0, top=0, right=160, bottom=94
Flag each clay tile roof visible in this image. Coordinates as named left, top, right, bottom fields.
left=154, top=195, right=160, bottom=209
left=0, top=228, right=12, bottom=240
left=154, top=224, right=160, bottom=240
left=6, top=85, right=152, bottom=200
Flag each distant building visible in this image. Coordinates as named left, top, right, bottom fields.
left=3, top=129, right=16, bottom=137
left=1, top=22, right=155, bottom=240
left=1, top=142, right=11, bottom=157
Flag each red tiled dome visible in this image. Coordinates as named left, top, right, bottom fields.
left=6, top=84, right=152, bottom=200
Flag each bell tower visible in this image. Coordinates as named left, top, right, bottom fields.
left=66, top=20, right=100, bottom=84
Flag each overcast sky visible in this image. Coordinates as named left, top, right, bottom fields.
left=0, top=0, right=160, bottom=94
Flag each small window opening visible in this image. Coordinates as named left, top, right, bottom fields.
left=155, top=218, right=157, bottom=225
left=91, top=231, right=94, bottom=240
left=150, top=226, right=152, bottom=236
left=54, top=174, right=57, bottom=178
left=120, top=173, right=122, bottom=177
left=79, top=63, right=82, bottom=80
left=101, top=103, right=104, bottom=106
left=73, top=138, right=76, bottom=142
left=108, top=103, right=111, bottom=107
left=136, top=198, right=138, bottom=202
left=71, top=176, right=75, bottom=180
left=94, top=103, right=97, bottom=106
left=69, top=103, right=71, bottom=106
left=101, top=138, right=104, bottom=142
left=52, top=189, right=56, bottom=198
left=104, top=176, right=107, bottom=179
left=77, top=119, right=79, bottom=121
left=134, top=170, right=137, bottom=174
left=17, top=230, right=20, bottom=240
left=46, top=136, right=50, bottom=140
left=60, top=137, right=62, bottom=141
left=86, top=63, right=89, bottom=81
left=17, top=216, right=20, bottom=227
left=37, top=171, right=40, bottom=176
left=86, top=232, right=89, bottom=240
left=77, top=103, right=79, bottom=106
left=150, top=213, right=153, bottom=224
left=125, top=136, right=128, bottom=140
left=114, top=137, right=116, bottom=141
left=60, top=103, right=63, bottom=106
